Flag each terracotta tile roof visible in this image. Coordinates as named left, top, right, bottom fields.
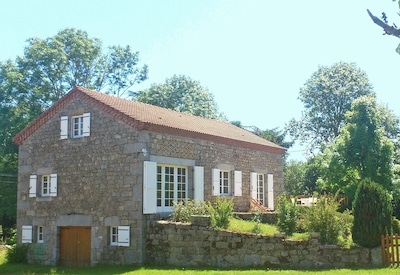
left=13, top=86, right=285, bottom=154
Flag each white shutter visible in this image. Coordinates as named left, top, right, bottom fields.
left=267, top=173, right=274, bottom=210
left=250, top=172, right=257, bottom=199
left=117, top=226, right=130, bottom=247
left=82, top=113, right=91, bottom=137
left=212, top=168, right=220, bottom=196
left=143, top=161, right=157, bottom=214
left=234, top=170, right=242, bottom=196
left=193, top=166, right=204, bottom=201
left=22, top=225, right=32, bottom=243
left=60, top=116, right=68, bottom=139
left=29, top=175, right=37, bottom=198
left=50, top=174, right=58, bottom=197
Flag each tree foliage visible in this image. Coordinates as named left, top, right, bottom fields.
left=286, top=62, right=374, bottom=153
left=317, top=96, right=395, bottom=205
left=284, top=157, right=321, bottom=196
left=0, top=28, right=148, bottom=169
left=352, top=179, right=392, bottom=248
left=134, top=74, right=222, bottom=119
left=0, top=28, right=148, bottom=230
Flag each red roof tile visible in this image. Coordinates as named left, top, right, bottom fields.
left=13, top=86, right=285, bottom=154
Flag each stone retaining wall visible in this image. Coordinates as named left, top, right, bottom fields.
left=146, top=221, right=382, bottom=269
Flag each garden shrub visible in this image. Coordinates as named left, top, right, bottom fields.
left=276, top=195, right=298, bottom=236
left=206, top=197, right=234, bottom=229
left=171, top=199, right=208, bottom=223
left=302, top=194, right=346, bottom=244
left=352, top=178, right=392, bottom=248
left=6, top=244, right=28, bottom=263
left=392, top=217, right=400, bottom=235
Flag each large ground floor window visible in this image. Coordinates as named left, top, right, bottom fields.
left=157, top=165, right=188, bottom=212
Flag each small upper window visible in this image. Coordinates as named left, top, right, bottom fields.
left=72, top=115, right=84, bottom=138
left=41, top=175, right=51, bottom=196
left=60, top=113, right=91, bottom=140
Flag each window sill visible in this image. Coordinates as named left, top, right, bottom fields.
left=36, top=197, right=53, bottom=202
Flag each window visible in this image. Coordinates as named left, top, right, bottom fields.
left=37, top=226, right=44, bottom=243
left=212, top=168, right=242, bottom=196
left=29, top=174, right=58, bottom=197
left=60, top=113, right=91, bottom=139
left=257, top=174, right=265, bottom=205
left=143, top=161, right=204, bottom=214
left=109, top=226, right=130, bottom=246
left=251, top=172, right=273, bottom=209
left=41, top=175, right=50, bottom=196
left=110, top=226, right=118, bottom=245
left=156, top=165, right=188, bottom=211
left=220, top=170, right=231, bottom=195
left=72, top=115, right=84, bottom=137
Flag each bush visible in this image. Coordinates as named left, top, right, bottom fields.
left=392, top=217, right=400, bottom=235
left=276, top=195, right=298, bottom=236
left=352, top=179, right=392, bottom=248
left=171, top=199, right=208, bottom=223
left=302, top=194, right=346, bottom=244
left=206, top=197, right=234, bottom=229
left=6, top=244, right=28, bottom=263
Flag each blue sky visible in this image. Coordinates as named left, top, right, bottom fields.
left=1, top=0, right=399, bottom=160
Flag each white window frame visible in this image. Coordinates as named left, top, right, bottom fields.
left=110, top=226, right=130, bottom=247
left=41, top=175, right=51, bottom=196
left=110, top=226, right=118, bottom=246
left=72, top=115, right=84, bottom=138
left=257, top=173, right=265, bottom=205
left=156, top=164, right=188, bottom=212
left=37, top=226, right=44, bottom=243
left=219, top=170, right=231, bottom=196
left=71, top=113, right=90, bottom=138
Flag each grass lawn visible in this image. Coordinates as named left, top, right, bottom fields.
left=1, top=245, right=400, bottom=275
left=228, top=217, right=309, bottom=241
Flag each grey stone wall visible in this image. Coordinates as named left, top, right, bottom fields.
left=146, top=221, right=382, bottom=269
left=17, top=94, right=284, bottom=265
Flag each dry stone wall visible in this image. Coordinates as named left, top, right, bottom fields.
left=146, top=221, right=382, bottom=269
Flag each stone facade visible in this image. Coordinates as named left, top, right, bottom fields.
left=146, top=221, right=382, bottom=269
left=15, top=88, right=284, bottom=266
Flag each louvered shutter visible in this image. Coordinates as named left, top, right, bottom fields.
left=212, top=168, right=220, bottom=196
left=22, top=225, right=32, bottom=243
left=250, top=172, right=257, bottom=199
left=29, top=175, right=37, bottom=197
left=117, top=226, right=130, bottom=247
left=234, top=170, right=242, bottom=196
left=143, top=161, right=157, bottom=214
left=60, top=116, right=68, bottom=139
left=50, top=174, right=58, bottom=197
left=193, top=166, right=204, bottom=201
left=267, top=173, right=274, bottom=210
left=82, top=113, right=91, bottom=137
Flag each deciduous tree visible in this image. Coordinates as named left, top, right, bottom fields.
left=286, top=62, right=374, bottom=153
left=134, top=75, right=222, bottom=119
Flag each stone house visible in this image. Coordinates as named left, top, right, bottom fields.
left=13, top=86, right=285, bottom=266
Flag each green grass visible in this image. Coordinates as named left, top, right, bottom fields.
left=1, top=246, right=400, bottom=274
left=228, top=217, right=309, bottom=240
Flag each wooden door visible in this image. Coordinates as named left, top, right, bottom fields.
left=60, top=226, right=91, bottom=266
